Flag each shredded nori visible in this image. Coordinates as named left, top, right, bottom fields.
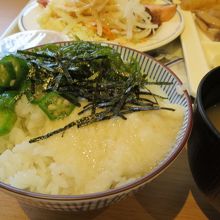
left=16, top=41, right=174, bottom=143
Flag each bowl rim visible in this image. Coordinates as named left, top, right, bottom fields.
left=0, top=41, right=193, bottom=201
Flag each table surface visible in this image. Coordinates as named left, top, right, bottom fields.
left=0, top=1, right=220, bottom=220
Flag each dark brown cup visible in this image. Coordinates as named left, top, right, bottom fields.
left=188, top=66, right=220, bottom=211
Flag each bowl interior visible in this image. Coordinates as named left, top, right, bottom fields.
left=109, top=42, right=192, bottom=171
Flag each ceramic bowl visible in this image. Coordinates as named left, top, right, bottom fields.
left=0, top=42, right=193, bottom=211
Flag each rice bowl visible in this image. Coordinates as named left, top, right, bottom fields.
left=0, top=42, right=192, bottom=211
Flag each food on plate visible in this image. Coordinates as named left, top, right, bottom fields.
left=194, top=9, right=220, bottom=41
left=37, top=0, right=177, bottom=44
left=145, top=4, right=177, bottom=24
left=0, top=42, right=184, bottom=195
left=180, top=0, right=220, bottom=41
left=180, top=0, right=220, bottom=10
left=38, top=0, right=48, bottom=7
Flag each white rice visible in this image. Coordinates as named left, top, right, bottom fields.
left=0, top=94, right=184, bottom=195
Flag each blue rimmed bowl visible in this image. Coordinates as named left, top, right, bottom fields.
left=0, top=41, right=193, bottom=211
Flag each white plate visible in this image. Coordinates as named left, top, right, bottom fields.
left=18, top=1, right=184, bottom=52
left=0, top=30, right=69, bottom=58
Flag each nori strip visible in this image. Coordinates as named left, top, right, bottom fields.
left=15, top=41, right=175, bottom=143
